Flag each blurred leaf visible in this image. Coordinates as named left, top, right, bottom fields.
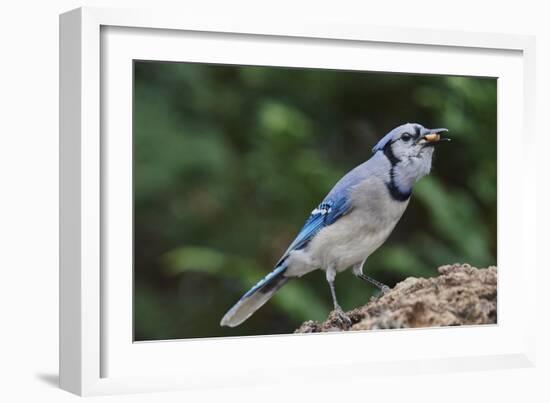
left=415, top=177, right=492, bottom=266
left=163, top=246, right=328, bottom=322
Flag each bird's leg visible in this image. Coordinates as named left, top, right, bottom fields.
left=352, top=260, right=391, bottom=294
left=358, top=274, right=391, bottom=294
left=326, top=267, right=352, bottom=329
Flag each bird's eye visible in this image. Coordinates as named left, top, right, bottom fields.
left=401, top=133, right=412, bottom=141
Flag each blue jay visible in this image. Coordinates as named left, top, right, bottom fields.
left=220, top=123, right=449, bottom=327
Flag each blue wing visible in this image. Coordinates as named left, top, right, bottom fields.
left=275, top=194, right=352, bottom=267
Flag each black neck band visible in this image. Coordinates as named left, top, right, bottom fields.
left=383, top=143, right=412, bottom=202
left=383, top=141, right=400, bottom=166
left=387, top=180, right=412, bottom=201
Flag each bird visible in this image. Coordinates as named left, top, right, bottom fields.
left=220, top=123, right=450, bottom=328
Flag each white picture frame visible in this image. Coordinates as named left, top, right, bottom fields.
left=59, top=6, right=537, bottom=396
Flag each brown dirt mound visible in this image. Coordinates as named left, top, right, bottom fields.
left=295, top=263, right=497, bottom=333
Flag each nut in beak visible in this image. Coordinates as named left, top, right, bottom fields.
left=424, top=133, right=441, bottom=142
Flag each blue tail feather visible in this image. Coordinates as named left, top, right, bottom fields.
left=241, top=264, right=287, bottom=299
left=220, top=263, right=289, bottom=327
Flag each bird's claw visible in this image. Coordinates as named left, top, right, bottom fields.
left=380, top=285, right=391, bottom=295
left=332, top=307, right=352, bottom=330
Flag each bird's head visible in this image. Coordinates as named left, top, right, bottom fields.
left=372, top=123, right=450, bottom=194
left=373, top=123, right=450, bottom=161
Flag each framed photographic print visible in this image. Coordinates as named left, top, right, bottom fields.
left=60, top=6, right=537, bottom=396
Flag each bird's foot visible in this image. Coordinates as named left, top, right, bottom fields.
left=380, top=285, right=391, bottom=295
left=331, top=307, right=352, bottom=330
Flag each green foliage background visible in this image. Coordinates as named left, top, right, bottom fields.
left=133, top=61, right=497, bottom=341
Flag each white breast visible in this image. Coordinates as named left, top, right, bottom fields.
left=285, top=176, right=409, bottom=277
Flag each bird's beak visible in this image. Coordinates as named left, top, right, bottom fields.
left=420, top=128, right=450, bottom=145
